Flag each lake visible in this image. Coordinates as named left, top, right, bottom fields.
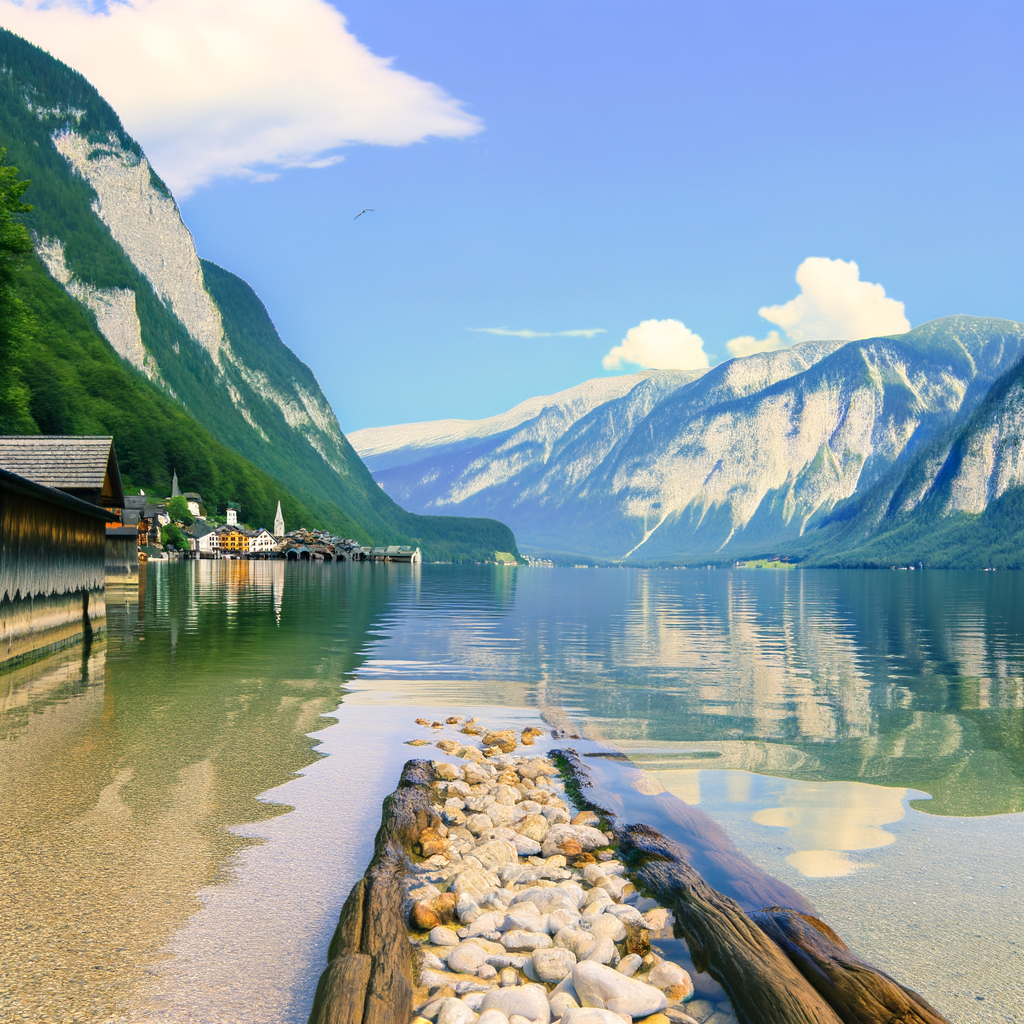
left=2, top=561, right=1022, bottom=1022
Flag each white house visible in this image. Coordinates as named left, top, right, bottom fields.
left=193, top=523, right=219, bottom=553
left=249, top=528, right=277, bottom=554
left=226, top=506, right=239, bottom=526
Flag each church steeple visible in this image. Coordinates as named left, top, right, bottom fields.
left=171, top=469, right=180, bottom=497
left=273, top=500, right=285, bottom=538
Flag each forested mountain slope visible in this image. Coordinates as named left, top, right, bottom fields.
left=356, top=317, right=1024, bottom=562
left=0, top=27, right=517, bottom=560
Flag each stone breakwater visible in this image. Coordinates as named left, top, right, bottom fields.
left=402, top=720, right=731, bottom=1024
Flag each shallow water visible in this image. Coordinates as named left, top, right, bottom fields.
left=2, top=562, right=1022, bottom=1022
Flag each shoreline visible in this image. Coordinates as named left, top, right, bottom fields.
left=310, top=716, right=949, bottom=1024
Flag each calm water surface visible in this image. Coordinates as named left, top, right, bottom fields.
left=2, top=562, right=1022, bottom=1022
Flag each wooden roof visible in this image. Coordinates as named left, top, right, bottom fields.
left=0, top=435, right=125, bottom=508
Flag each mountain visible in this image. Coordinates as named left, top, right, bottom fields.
left=352, top=317, right=1024, bottom=563
left=0, top=27, right=518, bottom=561
left=793, top=336, right=1024, bottom=568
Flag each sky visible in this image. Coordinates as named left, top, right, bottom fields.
left=2, top=1, right=1024, bottom=431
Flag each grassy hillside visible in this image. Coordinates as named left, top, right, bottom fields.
left=2, top=254, right=325, bottom=533
left=0, top=28, right=520, bottom=561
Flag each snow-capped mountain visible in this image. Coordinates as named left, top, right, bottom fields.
left=352, top=317, right=1024, bottom=560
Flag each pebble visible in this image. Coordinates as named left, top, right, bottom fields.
left=527, top=947, right=577, bottom=983
left=616, top=953, right=643, bottom=977
left=648, top=961, right=694, bottom=999
left=431, top=926, right=461, bottom=946
left=503, top=928, right=553, bottom=951
left=572, top=961, right=667, bottom=1017
left=560, top=1010, right=628, bottom=1024
left=435, top=997, right=478, bottom=1024
left=405, top=743, right=699, bottom=1024
left=479, top=984, right=553, bottom=1023
left=447, top=942, right=492, bottom=973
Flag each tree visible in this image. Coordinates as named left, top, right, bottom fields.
left=0, top=149, right=34, bottom=431
left=167, top=495, right=194, bottom=525
left=161, top=522, right=188, bottom=550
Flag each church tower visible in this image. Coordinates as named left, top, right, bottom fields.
left=171, top=469, right=180, bottom=497
left=274, top=500, right=285, bottom=538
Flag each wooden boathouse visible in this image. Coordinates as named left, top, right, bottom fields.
left=0, top=436, right=125, bottom=666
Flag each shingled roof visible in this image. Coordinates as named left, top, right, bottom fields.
left=0, top=435, right=125, bottom=508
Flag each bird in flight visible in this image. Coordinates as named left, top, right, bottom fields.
left=354, top=208, right=374, bottom=220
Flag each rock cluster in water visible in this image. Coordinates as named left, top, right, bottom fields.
left=403, top=718, right=739, bottom=1024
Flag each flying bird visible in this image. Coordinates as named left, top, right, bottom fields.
left=354, top=209, right=374, bottom=220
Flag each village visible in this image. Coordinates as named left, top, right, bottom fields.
left=0, top=434, right=420, bottom=669
left=126, top=470, right=422, bottom=564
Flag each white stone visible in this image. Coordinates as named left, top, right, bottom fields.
left=647, top=960, right=691, bottom=991
left=526, top=946, right=576, bottom=983
left=553, top=928, right=598, bottom=961
left=512, top=888, right=577, bottom=915
left=615, top=954, right=643, bottom=977
left=549, top=991, right=581, bottom=1019
left=585, top=914, right=627, bottom=943
left=642, top=908, right=671, bottom=933
left=436, top=997, right=479, bottom=1024
left=466, top=813, right=497, bottom=835
left=502, top=908, right=549, bottom=934
left=560, top=1010, right=630, bottom=1024
left=431, top=925, right=461, bottom=946
left=477, top=1012, right=511, bottom=1024
left=502, top=929, right=552, bottom=952
left=572, top=961, right=667, bottom=1017
left=479, top=985, right=552, bottom=1023
left=541, top=825, right=608, bottom=858
left=474, top=839, right=518, bottom=871
left=582, top=937, right=617, bottom=965
left=547, top=908, right=582, bottom=933
left=448, top=941, right=492, bottom=973
left=454, top=868, right=501, bottom=896
left=467, top=912, right=507, bottom=937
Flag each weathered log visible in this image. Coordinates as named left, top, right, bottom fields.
left=752, top=908, right=950, bottom=1024
left=553, top=747, right=951, bottom=1024
left=308, top=760, right=436, bottom=1024
left=622, top=822, right=844, bottom=1024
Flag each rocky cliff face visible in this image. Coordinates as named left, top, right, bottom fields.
left=0, top=27, right=519, bottom=557
left=354, top=317, right=1024, bottom=560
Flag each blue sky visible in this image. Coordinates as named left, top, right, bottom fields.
left=5, top=1, right=1024, bottom=430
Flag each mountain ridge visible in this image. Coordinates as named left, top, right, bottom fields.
left=355, top=316, right=1024, bottom=565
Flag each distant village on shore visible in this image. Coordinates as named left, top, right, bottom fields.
left=128, top=469, right=421, bottom=564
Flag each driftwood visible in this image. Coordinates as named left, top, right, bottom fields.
left=307, top=759, right=436, bottom=1024
left=554, top=747, right=951, bottom=1024
left=752, top=908, right=950, bottom=1024
left=622, top=822, right=843, bottom=1024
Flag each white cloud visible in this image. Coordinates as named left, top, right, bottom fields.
left=469, top=327, right=606, bottom=339
left=0, top=0, right=483, bottom=195
left=725, top=330, right=785, bottom=358
left=602, top=319, right=710, bottom=371
left=758, top=257, right=910, bottom=344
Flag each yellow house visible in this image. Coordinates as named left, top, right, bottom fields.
left=218, top=527, right=248, bottom=553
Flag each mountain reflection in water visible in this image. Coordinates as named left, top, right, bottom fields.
left=365, top=565, right=1024, bottom=816
left=2, top=562, right=1022, bottom=1024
